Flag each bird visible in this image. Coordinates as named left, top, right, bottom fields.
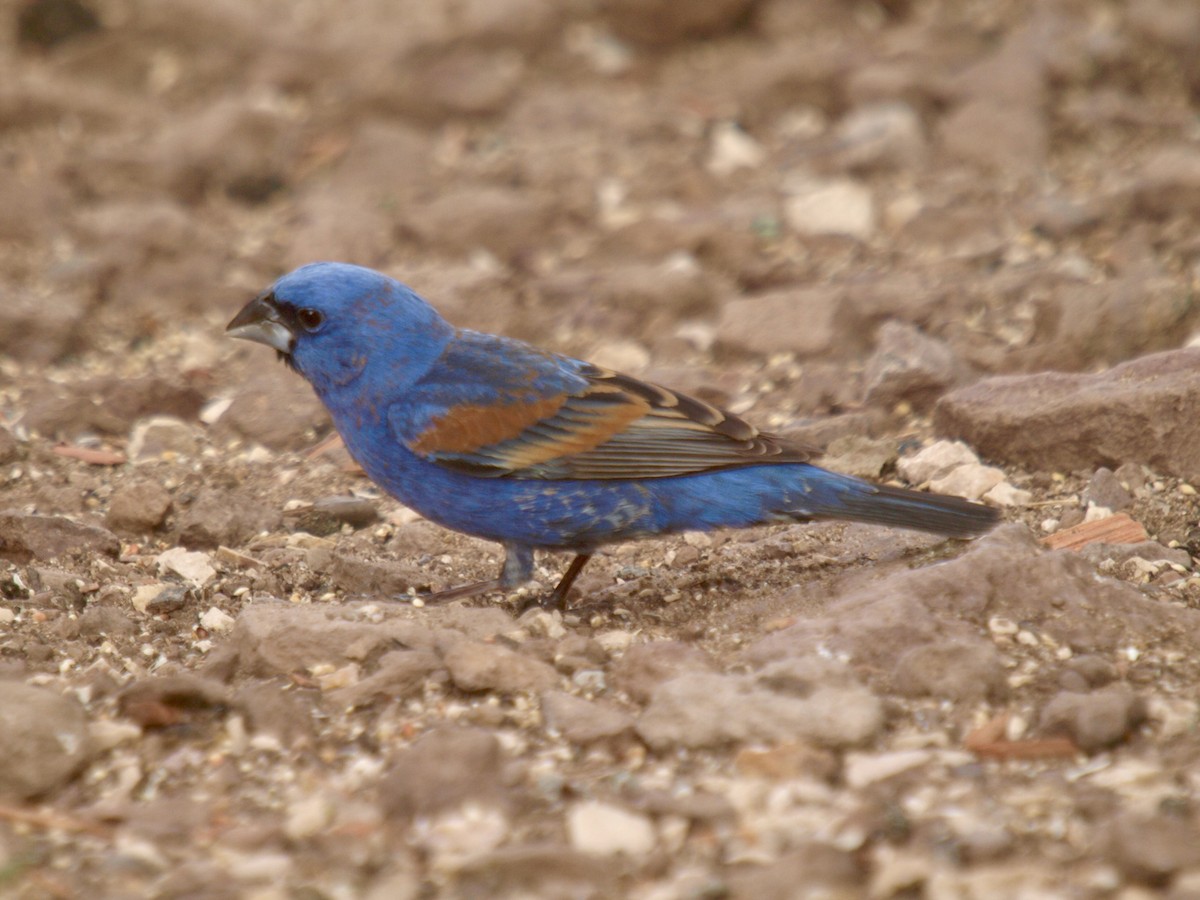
left=227, top=262, right=999, bottom=611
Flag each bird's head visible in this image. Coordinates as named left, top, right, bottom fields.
left=226, top=262, right=454, bottom=396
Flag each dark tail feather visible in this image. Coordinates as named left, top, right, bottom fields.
left=819, top=477, right=1000, bottom=538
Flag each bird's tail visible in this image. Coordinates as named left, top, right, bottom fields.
left=809, top=470, right=1000, bottom=538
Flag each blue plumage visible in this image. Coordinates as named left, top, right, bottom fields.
left=227, top=262, right=999, bottom=609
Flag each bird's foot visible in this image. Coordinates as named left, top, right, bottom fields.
left=409, top=549, right=595, bottom=614
left=513, top=589, right=570, bottom=617
left=416, top=578, right=504, bottom=604
left=512, top=552, right=594, bottom=615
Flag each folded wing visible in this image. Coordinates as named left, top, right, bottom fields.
left=399, top=343, right=816, bottom=480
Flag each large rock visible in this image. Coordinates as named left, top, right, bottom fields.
left=636, top=659, right=883, bottom=751
left=106, top=479, right=173, bottom=534
left=175, top=490, right=282, bottom=549
left=933, top=349, right=1200, bottom=477
left=442, top=639, right=559, bottom=694
left=379, top=727, right=508, bottom=819
left=1040, top=685, right=1146, bottom=752
left=935, top=16, right=1050, bottom=175
left=20, top=375, right=206, bottom=441
left=0, top=288, right=90, bottom=364
left=0, top=683, right=93, bottom=799
left=863, top=320, right=966, bottom=411
left=600, top=0, right=754, bottom=44
left=1107, top=811, right=1200, bottom=886
left=388, top=47, right=527, bottom=120
left=0, top=427, right=18, bottom=465
left=219, top=363, right=331, bottom=451
left=609, top=640, right=717, bottom=703
left=403, top=186, right=557, bottom=264
left=1013, top=274, right=1194, bottom=372
left=717, top=287, right=841, bottom=358
left=229, top=603, right=438, bottom=678
left=541, top=691, right=634, bottom=745
left=1130, top=144, right=1200, bottom=219
left=149, top=98, right=292, bottom=204
left=0, top=512, right=119, bottom=564
left=747, top=527, right=1200, bottom=693
left=938, top=98, right=1046, bottom=175
left=328, top=650, right=444, bottom=709
left=893, top=640, right=1008, bottom=704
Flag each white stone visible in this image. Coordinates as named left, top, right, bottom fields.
left=199, top=606, right=235, bottom=633
left=130, top=584, right=165, bottom=613
left=1146, top=695, right=1200, bottom=740
left=897, top=441, right=981, bottom=485
left=416, top=804, right=509, bottom=872
left=587, top=339, right=650, bottom=375
left=707, top=121, right=766, bottom=176
left=567, top=801, right=656, bottom=856
left=983, top=481, right=1032, bottom=507
left=869, top=846, right=932, bottom=898
left=885, top=192, right=924, bottom=229
left=987, top=616, right=1019, bottom=637
left=832, top=102, right=925, bottom=170
left=317, top=662, right=360, bottom=692
left=156, top=548, right=216, bottom=585
left=216, top=848, right=292, bottom=883
left=128, top=416, right=199, bottom=462
left=199, top=396, right=234, bottom=426
left=594, top=630, right=634, bottom=654
left=284, top=793, right=334, bottom=841
left=674, top=321, right=717, bottom=353
left=637, top=670, right=883, bottom=750
left=844, top=749, right=933, bottom=789
left=520, top=609, right=566, bottom=640
left=89, top=719, right=142, bottom=751
left=113, top=834, right=169, bottom=872
left=784, top=177, right=875, bottom=239
left=928, top=463, right=1006, bottom=500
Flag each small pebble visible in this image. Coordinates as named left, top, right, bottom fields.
left=566, top=801, right=655, bottom=856
left=572, top=669, right=607, bottom=693
left=988, top=616, right=1019, bottom=637
left=156, top=548, right=216, bottom=586
left=284, top=793, right=334, bottom=841
left=199, top=606, right=235, bottom=633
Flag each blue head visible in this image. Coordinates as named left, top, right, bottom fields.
left=227, top=262, right=455, bottom=399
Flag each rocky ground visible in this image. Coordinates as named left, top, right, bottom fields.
left=3, top=0, right=1200, bottom=896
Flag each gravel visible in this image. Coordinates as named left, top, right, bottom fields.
left=3, top=1, right=1200, bottom=896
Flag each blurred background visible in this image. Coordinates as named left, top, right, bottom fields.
left=3, top=0, right=1199, bottom=454
left=5, top=4, right=1200, bottom=897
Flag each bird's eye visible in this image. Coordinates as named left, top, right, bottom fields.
left=297, top=308, right=324, bottom=332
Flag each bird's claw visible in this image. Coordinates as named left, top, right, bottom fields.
left=513, top=589, right=568, bottom=617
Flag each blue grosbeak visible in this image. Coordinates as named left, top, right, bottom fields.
left=228, top=262, right=998, bottom=610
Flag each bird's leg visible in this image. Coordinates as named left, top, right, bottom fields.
left=427, top=547, right=591, bottom=613
left=421, top=544, right=534, bottom=603
left=538, top=553, right=593, bottom=612
left=512, top=552, right=593, bottom=615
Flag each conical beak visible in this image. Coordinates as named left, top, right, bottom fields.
left=226, top=294, right=295, bottom=354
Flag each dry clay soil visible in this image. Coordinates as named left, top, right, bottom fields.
left=6, top=0, right=1200, bottom=897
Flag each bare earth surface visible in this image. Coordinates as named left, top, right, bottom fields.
left=5, top=0, right=1200, bottom=897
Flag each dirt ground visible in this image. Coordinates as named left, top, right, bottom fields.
left=4, top=0, right=1200, bottom=897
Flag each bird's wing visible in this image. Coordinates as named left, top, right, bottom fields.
left=391, top=331, right=817, bottom=480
